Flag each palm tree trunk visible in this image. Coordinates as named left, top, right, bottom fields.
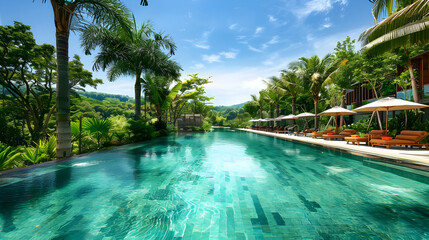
left=259, top=106, right=263, bottom=119
left=276, top=102, right=279, bottom=117
left=55, top=31, right=71, bottom=158
left=134, top=76, right=141, bottom=120
left=292, top=96, right=296, bottom=125
left=408, top=60, right=419, bottom=103
left=314, top=97, right=319, bottom=129
left=339, top=90, right=346, bottom=127
left=144, top=91, right=147, bottom=121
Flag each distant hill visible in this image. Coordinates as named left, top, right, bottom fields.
left=78, top=91, right=134, bottom=103
left=214, top=102, right=247, bottom=111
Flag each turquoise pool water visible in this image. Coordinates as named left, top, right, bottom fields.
left=0, top=128, right=428, bottom=239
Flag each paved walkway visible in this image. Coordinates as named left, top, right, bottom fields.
left=240, top=129, right=429, bottom=171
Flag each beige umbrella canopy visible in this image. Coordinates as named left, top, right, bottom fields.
left=354, top=97, right=428, bottom=130
left=318, top=106, right=357, bottom=132
left=281, top=114, right=296, bottom=120
left=295, top=112, right=316, bottom=118
left=295, top=112, right=315, bottom=130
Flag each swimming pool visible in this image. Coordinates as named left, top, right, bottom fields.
left=0, top=128, right=428, bottom=239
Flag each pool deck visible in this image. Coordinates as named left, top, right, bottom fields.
left=239, top=128, right=429, bottom=171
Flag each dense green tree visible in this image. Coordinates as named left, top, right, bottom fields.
left=169, top=74, right=212, bottom=124
left=361, top=0, right=428, bottom=103
left=38, top=0, right=134, bottom=157
left=251, top=90, right=268, bottom=119
left=82, top=20, right=180, bottom=120
left=290, top=55, right=337, bottom=128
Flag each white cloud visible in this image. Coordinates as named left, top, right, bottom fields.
left=202, top=54, right=221, bottom=63
left=248, top=45, right=263, bottom=53
left=220, top=51, right=238, bottom=59
left=268, top=15, right=277, bottom=22
left=268, top=35, right=279, bottom=45
left=193, top=43, right=210, bottom=49
left=293, top=0, right=348, bottom=19
left=229, top=23, right=238, bottom=30
left=191, top=63, right=205, bottom=69
left=322, top=23, right=332, bottom=29
left=186, top=30, right=212, bottom=50
left=255, top=27, right=264, bottom=34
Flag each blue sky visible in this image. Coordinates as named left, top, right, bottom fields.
left=0, top=0, right=375, bottom=106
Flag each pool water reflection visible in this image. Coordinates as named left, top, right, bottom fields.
left=0, top=128, right=428, bottom=239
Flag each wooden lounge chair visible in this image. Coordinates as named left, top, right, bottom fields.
left=323, top=129, right=356, bottom=141
left=344, top=130, right=388, bottom=146
left=302, top=128, right=317, bottom=137
left=312, top=128, right=334, bottom=138
left=370, top=130, right=428, bottom=149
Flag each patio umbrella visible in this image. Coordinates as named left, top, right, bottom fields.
left=318, top=106, right=357, bottom=133
left=295, top=112, right=316, bottom=118
left=353, top=97, right=428, bottom=130
left=281, top=114, right=296, bottom=120
left=294, top=112, right=316, bottom=130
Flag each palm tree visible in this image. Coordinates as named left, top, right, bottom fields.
left=81, top=20, right=181, bottom=120
left=251, top=90, right=268, bottom=119
left=290, top=55, right=337, bottom=128
left=39, top=0, right=135, bottom=158
left=264, top=82, right=283, bottom=117
left=360, top=0, right=428, bottom=103
left=144, top=74, right=183, bottom=122
left=278, top=70, right=302, bottom=116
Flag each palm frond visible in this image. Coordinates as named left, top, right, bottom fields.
left=360, top=0, right=429, bottom=51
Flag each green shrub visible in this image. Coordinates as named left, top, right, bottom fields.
left=37, top=136, right=56, bottom=160
left=0, top=143, right=22, bottom=171
left=154, top=120, right=167, bottom=131
left=127, top=119, right=156, bottom=142
left=83, top=118, right=112, bottom=148
left=202, top=121, right=212, bottom=131
left=166, top=123, right=177, bottom=133
left=21, top=147, right=48, bottom=164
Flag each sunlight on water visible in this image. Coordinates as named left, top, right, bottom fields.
left=0, top=129, right=428, bottom=239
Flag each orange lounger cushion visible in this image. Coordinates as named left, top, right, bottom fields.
left=381, top=137, right=392, bottom=140
left=350, top=135, right=359, bottom=137
left=327, top=132, right=333, bottom=135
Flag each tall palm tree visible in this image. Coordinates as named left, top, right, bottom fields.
left=81, top=20, right=181, bottom=120
left=39, top=0, right=135, bottom=157
left=290, top=55, right=337, bottom=128
left=251, top=90, right=268, bottom=119
left=278, top=70, right=302, bottom=116
left=264, top=82, right=283, bottom=117
left=361, top=0, right=428, bottom=102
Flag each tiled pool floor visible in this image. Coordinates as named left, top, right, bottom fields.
left=0, top=129, right=428, bottom=239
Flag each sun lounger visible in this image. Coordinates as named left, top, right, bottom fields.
left=370, top=130, right=428, bottom=149
left=344, top=130, right=388, bottom=146
left=323, top=129, right=356, bottom=141
left=312, top=128, right=334, bottom=138
left=302, top=128, right=317, bottom=137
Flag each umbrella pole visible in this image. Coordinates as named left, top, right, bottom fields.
left=386, top=108, right=389, bottom=132
left=335, top=115, right=338, bottom=133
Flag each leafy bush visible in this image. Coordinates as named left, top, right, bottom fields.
left=166, top=123, right=177, bottom=133
left=21, top=147, right=48, bottom=164
left=154, top=120, right=167, bottom=131
left=348, top=117, right=378, bottom=136
left=127, top=119, right=156, bottom=142
left=83, top=118, right=112, bottom=148
left=0, top=115, right=23, bottom=146
left=37, top=136, right=56, bottom=160
left=202, top=121, right=212, bottom=131
left=0, top=143, right=21, bottom=171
